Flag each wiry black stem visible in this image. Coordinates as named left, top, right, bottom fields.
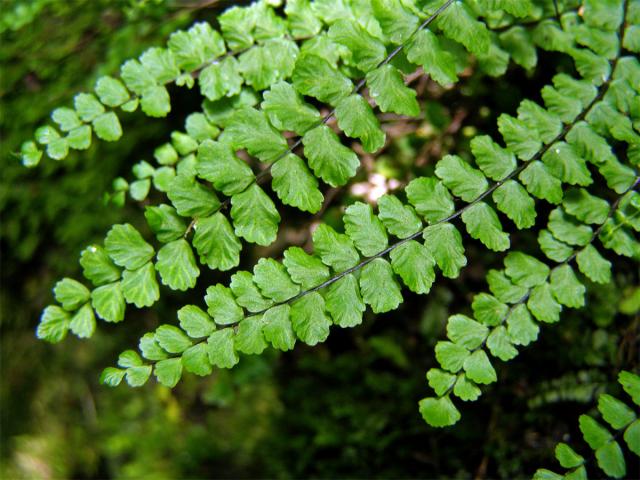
left=200, top=0, right=457, bottom=213
left=431, top=0, right=634, bottom=401
left=142, top=0, right=637, bottom=369
left=502, top=175, right=637, bottom=331
left=244, top=50, right=626, bottom=321
left=558, top=415, right=637, bottom=476
left=564, top=176, right=640, bottom=265
left=436, top=173, right=639, bottom=399
left=553, top=0, right=561, bottom=22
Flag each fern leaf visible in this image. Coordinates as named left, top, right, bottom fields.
left=253, top=258, right=300, bottom=303
left=360, top=258, right=403, bottom=314
left=366, top=64, right=420, bottom=116
left=290, top=292, right=331, bottom=345
left=371, top=0, right=419, bottom=44
left=178, top=305, right=215, bottom=338
left=167, top=175, right=220, bottom=218
left=389, top=240, right=436, bottom=294
left=69, top=304, right=96, bottom=339
left=302, top=124, right=360, bottom=187
left=36, top=306, right=70, bottom=343
left=292, top=53, right=353, bottom=105
left=344, top=202, right=389, bottom=257
left=435, top=154, right=488, bottom=202
left=196, top=140, right=254, bottom=196
left=121, top=263, right=160, bottom=308
left=324, top=274, right=365, bottom=328
left=207, top=329, right=239, bottom=369
left=328, top=19, right=386, bottom=72
left=492, top=180, right=537, bottom=229
left=156, top=239, right=199, bottom=291
left=406, top=29, right=458, bottom=86
left=225, top=107, right=288, bottom=162
left=312, top=224, right=360, bottom=272
left=192, top=213, right=241, bottom=271
left=230, top=271, right=273, bottom=313
left=461, top=202, right=510, bottom=252
left=261, top=80, right=321, bottom=135
left=271, top=154, right=324, bottom=214
left=91, top=282, right=125, bottom=323
left=423, top=223, right=467, bottom=278
left=205, top=285, right=244, bottom=326
left=230, top=184, right=280, bottom=246
left=335, top=94, right=386, bottom=153
left=154, top=358, right=183, bottom=388
left=262, top=304, right=296, bottom=351
left=377, top=195, right=422, bottom=239
left=234, top=317, right=268, bottom=355
left=418, top=396, right=461, bottom=428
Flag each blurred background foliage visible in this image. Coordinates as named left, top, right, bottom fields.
left=1, top=1, right=638, bottom=478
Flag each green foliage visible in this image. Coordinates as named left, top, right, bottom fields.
left=13, top=0, right=640, bottom=477
left=534, top=371, right=640, bottom=479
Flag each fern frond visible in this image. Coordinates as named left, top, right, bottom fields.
left=95, top=91, right=638, bottom=394
left=533, top=370, right=640, bottom=479
left=26, top=0, right=640, bottom=449
left=34, top=0, right=474, bottom=337
left=421, top=177, right=638, bottom=427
